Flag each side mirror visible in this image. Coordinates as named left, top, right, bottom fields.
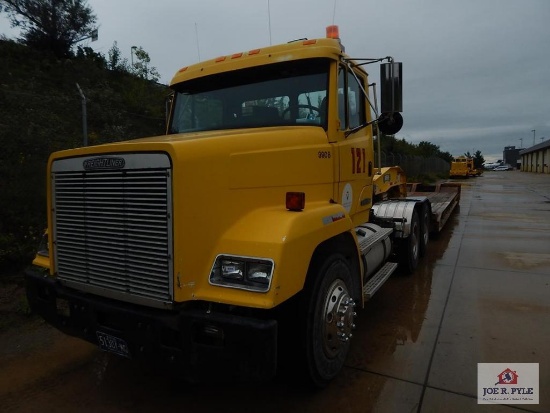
left=377, top=112, right=403, bottom=135
left=380, top=62, right=403, bottom=114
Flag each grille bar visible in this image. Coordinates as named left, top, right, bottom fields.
left=52, top=154, right=173, bottom=307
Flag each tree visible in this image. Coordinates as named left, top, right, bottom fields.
left=75, top=45, right=105, bottom=67
left=107, top=41, right=128, bottom=72
left=0, top=39, right=168, bottom=270
left=416, top=141, right=442, bottom=158
left=130, top=46, right=160, bottom=82
left=1, top=0, right=97, bottom=58
left=464, top=150, right=485, bottom=168
left=107, top=43, right=160, bottom=82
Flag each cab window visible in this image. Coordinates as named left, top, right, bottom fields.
left=338, top=65, right=366, bottom=130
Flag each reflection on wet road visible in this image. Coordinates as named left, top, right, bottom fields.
left=1, top=171, right=548, bottom=412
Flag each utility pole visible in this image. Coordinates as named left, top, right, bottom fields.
left=131, top=46, right=137, bottom=67
left=76, top=83, right=87, bottom=147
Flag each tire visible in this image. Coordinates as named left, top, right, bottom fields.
left=303, top=254, right=357, bottom=388
left=400, top=209, right=420, bottom=273
left=419, top=205, right=430, bottom=257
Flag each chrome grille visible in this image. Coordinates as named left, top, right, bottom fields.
left=52, top=154, right=173, bottom=307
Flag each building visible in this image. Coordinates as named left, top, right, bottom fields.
left=520, top=140, right=550, bottom=174
left=503, top=146, right=521, bottom=168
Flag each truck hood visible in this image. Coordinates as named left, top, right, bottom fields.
left=48, top=126, right=336, bottom=306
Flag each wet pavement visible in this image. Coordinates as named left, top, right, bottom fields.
left=1, top=171, right=549, bottom=412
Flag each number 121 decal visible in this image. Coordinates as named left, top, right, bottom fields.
left=351, top=148, right=366, bottom=174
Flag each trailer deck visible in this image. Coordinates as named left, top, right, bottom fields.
left=408, top=182, right=461, bottom=232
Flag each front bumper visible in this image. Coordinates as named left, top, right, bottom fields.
left=25, top=267, right=278, bottom=382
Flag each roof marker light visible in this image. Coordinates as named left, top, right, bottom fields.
left=231, top=52, right=243, bottom=59
left=303, top=39, right=317, bottom=46
left=248, top=49, right=261, bottom=55
left=215, top=56, right=226, bottom=62
left=178, top=67, right=188, bottom=73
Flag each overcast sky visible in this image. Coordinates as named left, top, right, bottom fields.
left=1, top=0, right=549, bottom=161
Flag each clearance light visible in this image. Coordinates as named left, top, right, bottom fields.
left=248, top=49, right=261, bottom=55
left=231, top=52, right=243, bottom=59
left=303, top=39, right=317, bottom=46
left=215, top=56, right=226, bottom=62
left=286, top=192, right=305, bottom=211
left=326, top=25, right=340, bottom=39
left=36, top=230, right=49, bottom=257
left=177, top=67, right=188, bottom=73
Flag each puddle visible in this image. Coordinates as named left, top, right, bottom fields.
left=498, top=251, right=550, bottom=270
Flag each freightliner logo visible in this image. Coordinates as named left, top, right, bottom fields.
left=83, top=157, right=125, bottom=170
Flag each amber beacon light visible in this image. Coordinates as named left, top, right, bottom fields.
left=326, top=25, right=340, bottom=39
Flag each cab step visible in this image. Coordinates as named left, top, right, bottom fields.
left=363, top=261, right=398, bottom=300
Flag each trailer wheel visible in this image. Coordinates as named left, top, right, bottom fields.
left=419, top=205, right=430, bottom=257
left=400, top=210, right=420, bottom=273
left=303, top=254, right=356, bottom=388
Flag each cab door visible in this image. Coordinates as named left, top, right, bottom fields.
left=335, top=64, right=374, bottom=225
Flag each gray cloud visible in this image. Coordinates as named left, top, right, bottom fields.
left=1, top=0, right=548, bottom=160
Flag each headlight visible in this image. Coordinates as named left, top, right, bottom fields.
left=221, top=260, right=244, bottom=280
left=210, top=255, right=274, bottom=292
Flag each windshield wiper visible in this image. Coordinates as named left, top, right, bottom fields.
left=344, top=123, right=367, bottom=137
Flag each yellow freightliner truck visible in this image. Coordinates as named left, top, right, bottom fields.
left=26, top=26, right=460, bottom=387
left=450, top=155, right=481, bottom=178
left=450, top=156, right=469, bottom=178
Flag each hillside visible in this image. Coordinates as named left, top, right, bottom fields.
left=0, top=40, right=169, bottom=272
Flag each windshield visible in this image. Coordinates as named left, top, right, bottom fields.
left=169, top=58, right=330, bottom=134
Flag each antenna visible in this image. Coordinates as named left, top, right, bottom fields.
left=268, top=0, right=272, bottom=45
left=195, top=22, right=201, bottom=61
left=332, top=0, right=337, bottom=24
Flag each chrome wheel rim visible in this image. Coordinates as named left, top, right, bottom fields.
left=321, top=279, right=356, bottom=358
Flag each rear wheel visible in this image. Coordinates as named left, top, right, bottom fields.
left=303, top=254, right=356, bottom=388
left=419, top=205, right=430, bottom=257
left=400, top=210, right=420, bottom=273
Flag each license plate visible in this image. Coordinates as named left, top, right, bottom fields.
left=96, top=331, right=130, bottom=358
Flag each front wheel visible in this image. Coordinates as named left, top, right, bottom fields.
left=303, top=254, right=357, bottom=388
